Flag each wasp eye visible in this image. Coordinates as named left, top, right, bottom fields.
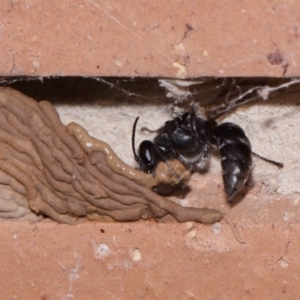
left=139, top=140, right=154, bottom=160
left=144, top=148, right=152, bottom=162
left=138, top=140, right=158, bottom=171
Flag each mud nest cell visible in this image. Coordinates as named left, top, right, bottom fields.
left=0, top=87, right=222, bottom=224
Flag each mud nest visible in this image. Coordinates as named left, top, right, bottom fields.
left=0, top=87, right=222, bottom=224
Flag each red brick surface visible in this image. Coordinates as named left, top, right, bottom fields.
left=1, top=0, right=300, bottom=77
left=1, top=220, right=299, bottom=299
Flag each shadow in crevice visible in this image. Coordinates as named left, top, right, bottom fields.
left=1, top=76, right=300, bottom=111
left=0, top=77, right=169, bottom=105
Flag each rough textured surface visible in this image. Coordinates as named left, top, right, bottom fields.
left=1, top=0, right=300, bottom=297
left=0, top=185, right=42, bottom=221
left=1, top=0, right=300, bottom=77
left=0, top=87, right=222, bottom=224
left=1, top=218, right=300, bottom=299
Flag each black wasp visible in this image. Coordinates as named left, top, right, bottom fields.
left=132, top=110, right=252, bottom=201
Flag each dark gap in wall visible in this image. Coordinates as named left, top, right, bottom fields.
left=1, top=77, right=300, bottom=118
left=1, top=77, right=167, bottom=104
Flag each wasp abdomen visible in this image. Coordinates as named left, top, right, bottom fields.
left=214, top=123, right=252, bottom=201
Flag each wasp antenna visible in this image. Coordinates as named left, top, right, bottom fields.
left=132, top=117, right=142, bottom=163
left=252, top=151, right=284, bottom=168
left=140, top=126, right=159, bottom=133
